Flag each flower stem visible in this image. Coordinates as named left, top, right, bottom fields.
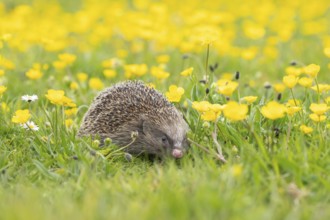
left=205, top=43, right=210, bottom=85
left=314, top=77, right=320, bottom=103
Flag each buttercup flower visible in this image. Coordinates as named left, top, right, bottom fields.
left=124, top=64, right=148, bottom=78
left=324, top=47, right=330, bottom=58
left=286, top=106, right=301, bottom=116
left=223, top=101, right=248, bottom=121
left=283, top=75, right=298, bottom=88
left=65, top=119, right=74, bottom=127
left=58, top=53, right=76, bottom=65
left=21, top=94, right=38, bottom=102
left=298, top=77, right=313, bottom=88
left=64, top=108, right=78, bottom=117
left=70, top=82, right=79, bottom=90
left=218, top=81, right=239, bottom=96
left=285, top=66, right=302, bottom=76
left=231, top=164, right=243, bottom=177
left=12, top=109, right=31, bottom=124
left=1, top=102, right=9, bottom=112
left=0, top=85, right=7, bottom=96
left=304, top=64, right=320, bottom=78
left=201, top=110, right=218, bottom=121
left=26, top=69, right=42, bottom=80
left=0, top=69, right=5, bottom=77
left=261, top=101, right=287, bottom=120
left=76, top=72, right=88, bottom=82
left=311, top=84, right=330, bottom=93
left=89, top=78, right=104, bottom=90
left=300, top=125, right=313, bottom=134
left=309, top=103, right=328, bottom=115
left=273, top=83, right=286, bottom=93
left=309, top=113, right=326, bottom=122
left=103, top=69, right=117, bottom=78
left=241, top=96, right=258, bottom=104
left=102, top=58, right=123, bottom=68
left=192, top=101, right=212, bottom=113
left=165, top=85, right=184, bottom=102
left=45, top=90, right=76, bottom=107
left=180, top=67, right=194, bottom=77
left=151, top=66, right=170, bottom=80
left=156, top=55, right=170, bottom=64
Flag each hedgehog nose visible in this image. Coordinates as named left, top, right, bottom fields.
left=172, top=148, right=183, bottom=158
left=172, top=142, right=184, bottom=158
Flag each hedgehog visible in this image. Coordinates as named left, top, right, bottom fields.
left=78, top=81, right=189, bottom=159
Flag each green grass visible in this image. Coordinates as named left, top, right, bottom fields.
left=1, top=0, right=330, bottom=219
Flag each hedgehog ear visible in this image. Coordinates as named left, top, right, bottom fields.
left=139, top=115, right=148, bottom=135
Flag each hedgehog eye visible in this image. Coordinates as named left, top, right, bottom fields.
left=161, top=136, right=168, bottom=143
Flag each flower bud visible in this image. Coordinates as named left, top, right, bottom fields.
left=104, top=137, right=112, bottom=145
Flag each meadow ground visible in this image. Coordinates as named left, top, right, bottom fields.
left=0, top=0, right=330, bottom=219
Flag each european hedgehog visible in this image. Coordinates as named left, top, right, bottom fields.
left=78, top=81, right=189, bottom=159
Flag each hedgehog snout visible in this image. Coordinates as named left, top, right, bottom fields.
left=171, top=142, right=185, bottom=159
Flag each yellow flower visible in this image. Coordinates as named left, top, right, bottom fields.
left=273, top=83, right=286, bottom=93
left=241, top=47, right=258, bottom=60
left=180, top=67, right=194, bottom=77
left=283, top=75, right=298, bottom=88
left=309, top=103, right=328, bottom=115
left=221, top=73, right=233, bottom=80
left=304, top=64, right=320, bottom=78
left=150, top=66, right=170, bottom=79
left=116, top=49, right=128, bottom=58
left=124, top=64, right=148, bottom=78
left=89, top=77, right=104, bottom=90
left=52, top=60, right=67, bottom=70
left=286, top=106, right=301, bottom=116
left=45, top=90, right=76, bottom=107
left=326, top=96, right=330, bottom=104
left=58, top=53, right=76, bottom=65
left=324, top=47, right=330, bottom=58
left=45, top=89, right=65, bottom=105
left=165, top=85, right=184, bottom=102
left=209, top=104, right=224, bottom=113
left=11, top=109, right=31, bottom=124
left=26, top=69, right=42, bottom=80
left=102, top=58, right=122, bottom=68
left=76, top=72, right=88, bottom=82
left=0, top=85, right=7, bottom=95
left=201, top=110, right=218, bottom=121
left=223, top=101, right=248, bottom=121
left=287, top=99, right=301, bottom=106
left=70, top=82, right=79, bottom=90
left=64, top=108, right=78, bottom=117
left=1, top=102, right=9, bottom=112
left=0, top=69, right=5, bottom=77
left=298, top=77, right=313, bottom=88
left=156, top=55, right=170, bottom=64
left=311, top=84, right=330, bottom=93
left=285, top=66, right=302, bottom=76
left=231, top=164, right=243, bottom=177
left=65, top=119, right=74, bottom=127
left=261, top=101, right=287, bottom=120
left=242, top=96, right=258, bottom=104
left=300, top=125, right=313, bottom=134
left=192, top=101, right=211, bottom=113
left=218, top=81, right=239, bottom=96
left=309, top=113, right=326, bottom=122
left=103, top=69, right=117, bottom=78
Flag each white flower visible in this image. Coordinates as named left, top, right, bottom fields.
left=21, top=94, right=38, bottom=102
left=21, top=121, right=39, bottom=131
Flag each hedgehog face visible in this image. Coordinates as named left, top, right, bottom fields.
left=140, top=116, right=189, bottom=158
